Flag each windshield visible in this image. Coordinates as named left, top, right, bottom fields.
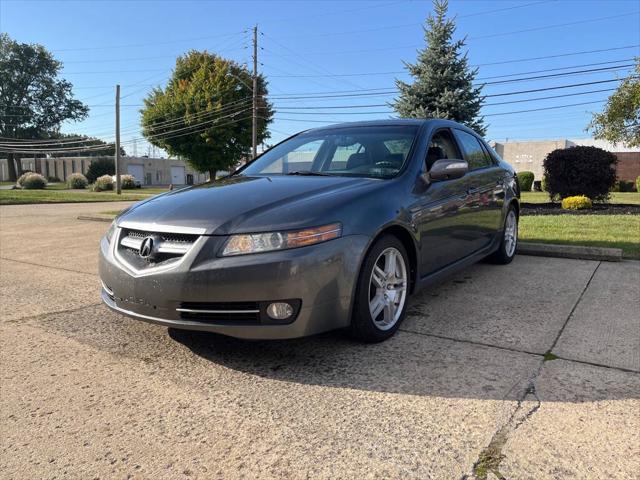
left=238, top=125, right=419, bottom=179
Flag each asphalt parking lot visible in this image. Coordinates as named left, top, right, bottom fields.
left=1, top=203, right=638, bottom=479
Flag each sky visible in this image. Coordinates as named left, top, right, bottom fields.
left=1, top=0, right=639, bottom=157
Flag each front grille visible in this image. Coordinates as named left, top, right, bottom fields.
left=116, top=227, right=200, bottom=271
left=177, top=302, right=261, bottom=324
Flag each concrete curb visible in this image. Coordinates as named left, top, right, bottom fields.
left=518, top=242, right=622, bottom=262
left=77, top=215, right=114, bottom=223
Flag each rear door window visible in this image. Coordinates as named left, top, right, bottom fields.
left=453, top=129, right=493, bottom=170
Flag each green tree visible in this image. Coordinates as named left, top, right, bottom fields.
left=393, top=0, right=485, bottom=134
left=588, top=60, right=640, bottom=147
left=141, top=51, right=273, bottom=180
left=0, top=33, right=89, bottom=180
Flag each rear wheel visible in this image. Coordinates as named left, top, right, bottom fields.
left=350, top=235, right=409, bottom=342
left=488, top=206, right=518, bottom=264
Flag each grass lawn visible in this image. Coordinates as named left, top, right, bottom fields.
left=0, top=189, right=155, bottom=205
left=0, top=185, right=170, bottom=205
left=521, top=191, right=640, bottom=205
left=520, top=214, right=640, bottom=259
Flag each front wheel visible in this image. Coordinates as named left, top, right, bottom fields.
left=488, top=206, right=518, bottom=264
left=350, top=235, right=410, bottom=342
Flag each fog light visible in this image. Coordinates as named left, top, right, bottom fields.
left=266, top=302, right=294, bottom=320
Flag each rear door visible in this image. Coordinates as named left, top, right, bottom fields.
left=452, top=129, right=504, bottom=252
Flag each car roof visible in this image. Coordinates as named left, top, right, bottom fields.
left=305, top=118, right=476, bottom=134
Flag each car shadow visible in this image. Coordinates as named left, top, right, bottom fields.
left=166, top=323, right=638, bottom=404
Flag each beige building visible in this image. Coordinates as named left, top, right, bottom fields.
left=492, top=139, right=640, bottom=186
left=0, top=156, right=208, bottom=185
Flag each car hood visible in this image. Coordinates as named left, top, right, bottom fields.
left=118, top=175, right=380, bottom=235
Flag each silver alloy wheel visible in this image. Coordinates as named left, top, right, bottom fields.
left=504, top=210, right=518, bottom=257
left=369, top=247, right=408, bottom=331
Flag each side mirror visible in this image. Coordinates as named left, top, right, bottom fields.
left=428, top=159, right=468, bottom=181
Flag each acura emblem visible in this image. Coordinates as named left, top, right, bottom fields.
left=139, top=236, right=155, bottom=258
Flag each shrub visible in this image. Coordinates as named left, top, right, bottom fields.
left=86, top=157, right=115, bottom=183
left=93, top=174, right=114, bottom=191
left=637, top=176, right=640, bottom=193
left=516, top=171, right=534, bottom=192
left=16, top=171, right=34, bottom=187
left=66, top=172, right=88, bottom=189
left=47, top=176, right=61, bottom=183
left=533, top=180, right=542, bottom=192
left=541, top=174, right=548, bottom=192
left=19, top=172, right=47, bottom=189
left=561, top=195, right=593, bottom=210
left=543, top=146, right=617, bottom=202
left=120, top=174, right=137, bottom=189
left=617, top=180, right=634, bottom=192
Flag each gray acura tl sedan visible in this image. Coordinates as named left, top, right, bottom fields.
left=99, top=119, right=520, bottom=342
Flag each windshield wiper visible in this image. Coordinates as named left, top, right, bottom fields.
left=286, top=170, right=332, bottom=176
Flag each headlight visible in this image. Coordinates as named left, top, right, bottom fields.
left=221, top=222, right=342, bottom=256
left=105, top=220, right=117, bottom=244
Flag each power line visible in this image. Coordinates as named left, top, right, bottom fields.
left=266, top=56, right=635, bottom=79
left=485, top=77, right=635, bottom=98
left=484, top=99, right=606, bottom=117
left=51, top=30, right=246, bottom=52
left=474, top=45, right=640, bottom=67
left=267, top=1, right=554, bottom=39
left=0, top=100, right=254, bottom=148
left=263, top=12, right=639, bottom=57
left=271, top=87, right=618, bottom=114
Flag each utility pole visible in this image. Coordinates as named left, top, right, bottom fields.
left=115, top=84, right=121, bottom=195
left=252, top=24, right=258, bottom=159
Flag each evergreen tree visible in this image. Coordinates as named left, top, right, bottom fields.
left=393, top=0, right=485, bottom=134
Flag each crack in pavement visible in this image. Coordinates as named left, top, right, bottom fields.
left=0, top=256, right=98, bottom=278
left=462, top=260, right=602, bottom=480
left=3, top=303, right=103, bottom=325
left=400, top=323, right=637, bottom=375
left=399, top=328, right=545, bottom=357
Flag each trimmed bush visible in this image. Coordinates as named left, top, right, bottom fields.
left=93, top=174, right=114, bottom=191
left=543, top=146, right=617, bottom=202
left=516, top=171, right=534, bottom=192
left=612, top=180, right=634, bottom=192
left=86, top=158, right=114, bottom=183
left=16, top=171, right=34, bottom=187
left=19, top=172, right=47, bottom=189
left=637, top=176, right=640, bottom=193
left=66, top=172, right=88, bottom=189
left=533, top=180, right=542, bottom=192
left=120, top=174, right=137, bottom=189
left=541, top=174, right=548, bottom=192
left=47, top=176, right=61, bottom=183
left=561, top=195, right=593, bottom=210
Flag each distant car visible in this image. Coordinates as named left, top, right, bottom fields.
left=99, top=119, right=520, bottom=342
left=112, top=175, right=142, bottom=188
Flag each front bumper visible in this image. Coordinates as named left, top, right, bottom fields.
left=99, top=231, right=369, bottom=339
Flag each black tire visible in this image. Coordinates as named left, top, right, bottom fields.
left=488, top=205, right=519, bottom=265
left=349, top=235, right=410, bottom=342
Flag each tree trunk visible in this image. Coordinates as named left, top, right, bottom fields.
left=6, top=153, right=18, bottom=182
left=208, top=169, right=217, bottom=182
